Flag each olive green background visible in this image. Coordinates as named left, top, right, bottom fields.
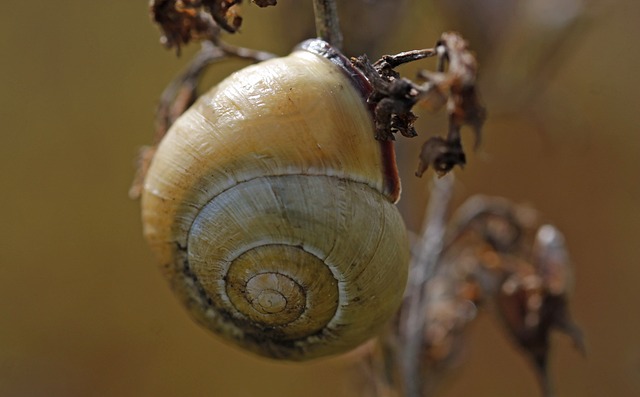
left=1, top=1, right=639, bottom=396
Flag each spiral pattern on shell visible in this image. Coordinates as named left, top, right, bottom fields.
left=141, top=40, right=410, bottom=360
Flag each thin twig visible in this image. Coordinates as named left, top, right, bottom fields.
left=399, top=174, right=455, bottom=397
left=374, top=48, right=437, bottom=69
left=312, top=0, right=343, bottom=50
left=217, top=41, right=278, bottom=62
left=153, top=41, right=276, bottom=145
left=153, top=42, right=224, bottom=145
left=130, top=40, right=277, bottom=199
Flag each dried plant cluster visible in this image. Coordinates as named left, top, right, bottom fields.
left=352, top=33, right=485, bottom=176
left=364, top=193, right=584, bottom=397
left=135, top=1, right=583, bottom=396
left=150, top=0, right=276, bottom=50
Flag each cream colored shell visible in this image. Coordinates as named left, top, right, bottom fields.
left=141, top=43, right=410, bottom=360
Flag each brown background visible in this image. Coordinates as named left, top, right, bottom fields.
left=1, top=1, right=639, bottom=396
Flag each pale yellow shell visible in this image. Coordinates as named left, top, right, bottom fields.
left=141, top=40, right=410, bottom=360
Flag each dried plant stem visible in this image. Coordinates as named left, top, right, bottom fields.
left=399, top=174, right=455, bottom=397
left=375, top=49, right=437, bottom=69
left=312, top=0, right=343, bottom=50
left=153, top=41, right=276, bottom=145
left=130, top=40, right=276, bottom=199
left=217, top=42, right=277, bottom=62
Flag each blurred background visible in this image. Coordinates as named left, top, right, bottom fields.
left=1, top=0, right=638, bottom=396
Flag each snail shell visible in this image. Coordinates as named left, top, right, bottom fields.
left=141, top=39, right=410, bottom=360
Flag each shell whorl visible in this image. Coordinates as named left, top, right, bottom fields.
left=141, top=40, right=409, bottom=360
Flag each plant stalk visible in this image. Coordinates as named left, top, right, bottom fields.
left=400, top=174, right=455, bottom=397
left=312, top=0, right=343, bottom=50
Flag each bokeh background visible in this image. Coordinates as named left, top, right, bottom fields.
left=1, top=1, right=639, bottom=396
